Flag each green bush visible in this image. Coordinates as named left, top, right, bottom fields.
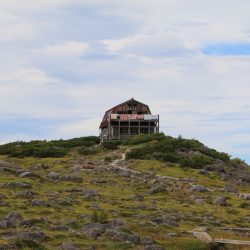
left=125, top=133, right=165, bottom=145
left=102, top=140, right=120, bottom=150
left=78, top=146, right=98, bottom=155
left=91, top=210, right=109, bottom=224
left=182, top=155, right=214, bottom=169
left=0, top=136, right=100, bottom=158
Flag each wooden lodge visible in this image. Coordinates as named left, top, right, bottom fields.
left=99, top=98, right=159, bottom=141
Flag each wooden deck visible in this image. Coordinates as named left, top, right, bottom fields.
left=193, top=231, right=250, bottom=246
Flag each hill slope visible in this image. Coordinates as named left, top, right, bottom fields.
left=0, top=134, right=249, bottom=249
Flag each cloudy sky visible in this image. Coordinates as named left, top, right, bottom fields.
left=0, top=0, right=250, bottom=162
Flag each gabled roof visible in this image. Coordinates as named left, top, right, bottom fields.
left=99, top=98, right=150, bottom=128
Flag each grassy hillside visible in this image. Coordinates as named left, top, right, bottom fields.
left=0, top=134, right=249, bottom=249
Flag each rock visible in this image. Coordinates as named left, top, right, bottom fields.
left=141, top=236, right=154, bottom=245
left=106, top=229, right=140, bottom=245
left=14, top=231, right=49, bottom=242
left=149, top=183, right=166, bottom=194
left=0, top=220, right=16, bottom=229
left=131, top=194, right=144, bottom=201
left=6, top=182, right=32, bottom=189
left=90, top=178, right=107, bottom=184
left=16, top=190, right=34, bottom=199
left=224, top=184, right=237, bottom=193
left=143, top=245, right=164, bottom=250
left=19, top=171, right=40, bottom=179
left=4, top=213, right=23, bottom=224
left=50, top=225, right=69, bottom=231
left=151, top=216, right=178, bottom=226
left=195, top=198, right=205, bottom=204
left=48, top=171, right=60, bottom=180
left=20, top=218, right=45, bottom=228
left=80, top=223, right=112, bottom=239
left=48, top=172, right=82, bottom=182
left=0, top=160, right=13, bottom=168
left=220, top=174, right=229, bottom=181
left=213, top=196, right=228, bottom=206
left=0, top=212, right=23, bottom=228
left=31, top=200, right=51, bottom=207
left=199, top=169, right=208, bottom=175
left=31, top=163, right=48, bottom=170
left=60, top=174, right=82, bottom=183
left=238, top=193, right=250, bottom=200
left=111, top=219, right=127, bottom=227
left=188, top=185, right=208, bottom=193
left=60, top=241, right=80, bottom=250
left=82, top=189, right=100, bottom=200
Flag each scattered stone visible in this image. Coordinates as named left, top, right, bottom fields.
left=188, top=185, right=208, bottom=193
left=111, top=219, right=127, bottom=227
left=19, top=171, right=40, bottom=179
left=4, top=213, right=23, bottom=224
left=213, top=196, right=228, bottom=206
left=151, top=216, right=178, bottom=226
left=80, top=223, right=112, bottom=239
left=106, top=229, right=140, bottom=245
left=0, top=220, right=16, bottom=229
left=143, top=245, right=164, bottom=250
left=20, top=218, right=45, bottom=228
left=238, top=193, right=250, bottom=200
left=82, top=189, right=100, bottom=200
left=0, top=212, right=23, bottom=228
left=220, top=174, right=229, bottom=181
left=60, top=174, right=82, bottom=183
left=14, top=231, right=49, bottom=242
left=0, top=160, right=13, bottom=168
left=60, top=241, right=80, bottom=250
left=31, top=163, right=49, bottom=170
left=47, top=172, right=82, bottom=182
left=50, top=224, right=69, bottom=231
left=131, top=194, right=144, bottom=201
left=149, top=183, right=166, bottom=194
left=90, top=178, right=107, bottom=184
left=31, top=200, right=51, bottom=207
left=224, top=184, right=237, bottom=193
left=199, top=169, right=208, bottom=175
left=48, top=172, right=61, bottom=180
left=141, top=236, right=154, bottom=245
left=16, top=190, right=34, bottom=198
left=6, top=182, right=32, bottom=189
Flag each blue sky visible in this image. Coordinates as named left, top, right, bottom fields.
left=0, top=0, right=250, bottom=163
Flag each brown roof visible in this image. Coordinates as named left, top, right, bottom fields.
left=99, top=98, right=150, bottom=128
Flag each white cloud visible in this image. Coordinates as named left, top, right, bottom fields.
left=36, top=41, right=89, bottom=57
left=0, top=0, right=250, bottom=163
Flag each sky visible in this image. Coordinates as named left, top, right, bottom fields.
left=0, top=0, right=250, bottom=163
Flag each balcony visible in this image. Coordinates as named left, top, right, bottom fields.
left=110, top=114, right=159, bottom=121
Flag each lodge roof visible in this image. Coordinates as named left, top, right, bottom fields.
left=99, top=98, right=150, bottom=129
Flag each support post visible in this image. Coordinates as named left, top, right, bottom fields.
left=119, top=120, right=121, bottom=140
left=129, top=121, right=131, bottom=139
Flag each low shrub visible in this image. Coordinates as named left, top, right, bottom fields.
left=78, top=146, right=98, bottom=155
left=91, top=210, right=109, bottom=224
left=102, top=140, right=120, bottom=150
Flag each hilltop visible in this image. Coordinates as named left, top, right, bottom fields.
left=0, top=133, right=249, bottom=250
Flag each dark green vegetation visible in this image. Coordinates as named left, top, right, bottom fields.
left=126, top=133, right=231, bottom=168
left=0, top=136, right=100, bottom=158
left=0, top=134, right=249, bottom=249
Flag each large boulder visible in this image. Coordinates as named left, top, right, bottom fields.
left=105, top=229, right=140, bottom=245
left=19, top=171, right=40, bottom=179
left=16, top=190, right=34, bottom=199
left=80, top=223, right=112, bottom=239
left=213, top=196, right=228, bottom=206
left=59, top=242, right=80, bottom=250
